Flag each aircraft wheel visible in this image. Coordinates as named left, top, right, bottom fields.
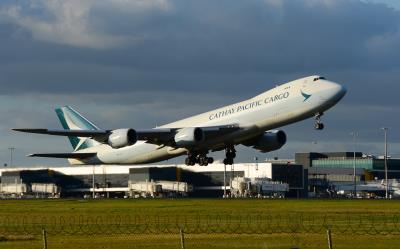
left=314, top=123, right=324, bottom=130
left=224, top=158, right=234, bottom=165
left=227, top=152, right=236, bottom=159
left=314, top=112, right=324, bottom=130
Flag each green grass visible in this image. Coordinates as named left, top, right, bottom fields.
left=0, top=199, right=400, bottom=248
left=1, top=199, right=400, bottom=215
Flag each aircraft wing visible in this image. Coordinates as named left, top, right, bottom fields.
left=138, top=125, right=241, bottom=146
left=13, top=124, right=241, bottom=147
left=135, top=128, right=176, bottom=144
left=12, top=128, right=175, bottom=145
left=28, top=153, right=97, bottom=158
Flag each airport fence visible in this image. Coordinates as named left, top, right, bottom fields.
left=2, top=213, right=400, bottom=249
left=0, top=212, right=400, bottom=236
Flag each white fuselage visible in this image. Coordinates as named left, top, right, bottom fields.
left=70, top=75, right=346, bottom=165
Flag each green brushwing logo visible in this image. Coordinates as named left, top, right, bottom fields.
left=301, top=90, right=312, bottom=102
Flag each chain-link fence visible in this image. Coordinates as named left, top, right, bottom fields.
left=0, top=213, right=399, bottom=248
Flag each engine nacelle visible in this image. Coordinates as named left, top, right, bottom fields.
left=246, top=130, right=287, bottom=152
left=108, top=128, right=137, bottom=149
left=174, top=127, right=204, bottom=147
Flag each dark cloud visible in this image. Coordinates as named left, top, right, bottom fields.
left=0, top=0, right=399, bottom=165
left=0, top=1, right=399, bottom=94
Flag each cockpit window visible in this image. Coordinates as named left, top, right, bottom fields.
left=313, top=76, right=326, bottom=81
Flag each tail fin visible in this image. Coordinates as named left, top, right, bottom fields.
left=55, top=106, right=100, bottom=151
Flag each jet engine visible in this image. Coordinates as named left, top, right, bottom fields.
left=108, top=128, right=138, bottom=149
left=174, top=127, right=205, bottom=147
left=244, top=130, right=286, bottom=152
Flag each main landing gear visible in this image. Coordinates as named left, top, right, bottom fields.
left=314, top=112, right=324, bottom=130
left=184, top=146, right=236, bottom=166
left=223, top=146, right=236, bottom=165
left=185, top=152, right=214, bottom=166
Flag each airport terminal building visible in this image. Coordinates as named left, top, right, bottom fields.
left=296, top=152, right=400, bottom=180
left=296, top=152, right=400, bottom=197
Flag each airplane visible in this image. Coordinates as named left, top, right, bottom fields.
left=13, top=75, right=346, bottom=166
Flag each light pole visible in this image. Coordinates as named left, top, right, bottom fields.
left=223, top=163, right=227, bottom=197
left=381, top=127, right=389, bottom=199
left=92, top=165, right=96, bottom=199
left=350, top=132, right=357, bottom=198
left=254, top=156, right=258, bottom=171
left=8, top=147, right=15, bottom=167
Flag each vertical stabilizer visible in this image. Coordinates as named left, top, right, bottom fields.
left=55, top=106, right=100, bottom=151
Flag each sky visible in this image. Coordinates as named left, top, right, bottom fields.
left=0, top=0, right=399, bottom=166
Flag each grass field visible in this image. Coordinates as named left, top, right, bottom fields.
left=0, top=199, right=400, bottom=249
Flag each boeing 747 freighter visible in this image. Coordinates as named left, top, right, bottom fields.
left=14, top=75, right=346, bottom=166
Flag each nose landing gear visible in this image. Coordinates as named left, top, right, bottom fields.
left=314, top=112, right=324, bottom=130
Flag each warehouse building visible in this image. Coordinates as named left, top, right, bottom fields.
left=128, top=163, right=306, bottom=197
left=0, top=162, right=307, bottom=198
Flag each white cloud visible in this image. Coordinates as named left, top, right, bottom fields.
left=263, top=0, right=284, bottom=8
left=264, top=0, right=339, bottom=9
left=304, top=0, right=338, bottom=7
left=366, top=31, right=400, bottom=58
left=0, top=0, right=171, bottom=49
left=363, top=0, right=400, bottom=10
left=103, top=0, right=171, bottom=12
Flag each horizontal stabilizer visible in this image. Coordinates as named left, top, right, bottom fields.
left=13, top=129, right=109, bottom=142
left=28, top=153, right=97, bottom=159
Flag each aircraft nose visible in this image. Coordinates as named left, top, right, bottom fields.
left=328, top=82, right=347, bottom=103
left=334, top=83, right=347, bottom=99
